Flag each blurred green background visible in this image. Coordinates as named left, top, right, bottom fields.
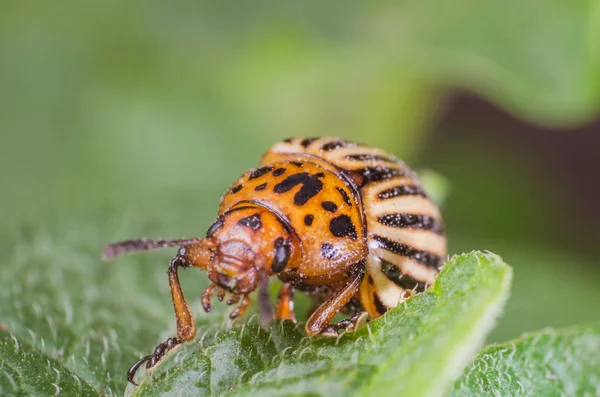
left=1, top=0, right=599, bottom=360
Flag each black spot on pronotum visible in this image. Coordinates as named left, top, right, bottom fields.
left=206, top=215, right=225, bottom=237
left=377, top=213, right=444, bottom=234
left=249, top=166, right=274, bottom=180
left=377, top=185, right=426, bottom=199
left=238, top=214, right=263, bottom=230
left=274, top=172, right=325, bottom=205
left=271, top=237, right=290, bottom=273
left=272, top=168, right=286, bottom=177
left=329, top=215, right=357, bottom=239
left=320, top=242, right=337, bottom=260
left=372, top=234, right=442, bottom=269
left=300, top=137, right=318, bottom=147
left=321, top=201, right=337, bottom=212
left=254, top=183, right=267, bottom=191
left=336, top=187, right=352, bottom=206
left=274, top=173, right=309, bottom=194
left=304, top=214, right=314, bottom=226
left=294, top=173, right=324, bottom=205
left=230, top=185, right=243, bottom=194
left=282, top=138, right=293, bottom=143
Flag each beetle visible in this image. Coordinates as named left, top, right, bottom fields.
left=104, top=137, right=446, bottom=385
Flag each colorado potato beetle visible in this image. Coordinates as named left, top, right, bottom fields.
left=104, top=137, right=446, bottom=385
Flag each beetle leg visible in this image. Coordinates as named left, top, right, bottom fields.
left=305, top=263, right=365, bottom=336
left=320, top=311, right=369, bottom=336
left=127, top=254, right=196, bottom=385
left=229, top=295, right=251, bottom=319
left=201, top=284, right=216, bottom=312
left=226, top=294, right=240, bottom=305
left=274, top=283, right=296, bottom=322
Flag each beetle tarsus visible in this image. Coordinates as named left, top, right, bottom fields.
left=127, top=355, right=151, bottom=385
left=320, top=312, right=368, bottom=336
left=229, top=295, right=251, bottom=319
left=201, top=284, right=216, bottom=312
left=126, top=337, right=182, bottom=385
left=217, top=288, right=226, bottom=302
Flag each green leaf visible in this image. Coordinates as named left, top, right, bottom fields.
left=2, top=3, right=598, bottom=221
left=132, top=251, right=511, bottom=397
left=0, top=331, right=100, bottom=397
left=363, top=0, right=600, bottom=124
left=450, top=326, right=600, bottom=396
left=0, top=209, right=217, bottom=396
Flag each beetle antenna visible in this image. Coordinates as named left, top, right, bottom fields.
left=102, top=238, right=199, bottom=261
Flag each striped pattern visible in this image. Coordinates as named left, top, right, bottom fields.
left=268, top=137, right=446, bottom=317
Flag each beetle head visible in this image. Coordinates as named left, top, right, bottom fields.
left=203, top=206, right=294, bottom=295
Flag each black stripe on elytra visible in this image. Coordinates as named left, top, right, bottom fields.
left=300, top=137, right=319, bottom=148
left=254, top=183, right=267, bottom=191
left=320, top=242, right=337, bottom=260
left=373, top=294, right=388, bottom=315
left=249, top=166, right=274, bottom=180
left=290, top=161, right=303, bottom=167
left=294, top=173, right=325, bottom=206
left=346, top=153, right=396, bottom=162
left=321, top=201, right=337, bottom=212
left=272, top=168, right=286, bottom=177
left=237, top=213, right=263, bottom=230
left=329, top=215, right=357, bottom=240
left=304, top=214, right=314, bottom=226
left=336, top=187, right=352, bottom=206
left=206, top=215, right=225, bottom=237
left=357, top=167, right=406, bottom=187
left=377, top=185, right=426, bottom=200
left=230, top=184, right=243, bottom=194
left=322, top=140, right=348, bottom=151
left=372, top=234, right=442, bottom=269
left=271, top=237, right=291, bottom=273
left=381, top=261, right=427, bottom=292
left=378, top=213, right=444, bottom=234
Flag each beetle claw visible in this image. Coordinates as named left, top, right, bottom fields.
left=229, top=295, right=251, bottom=319
left=127, top=337, right=182, bottom=385
left=226, top=294, right=240, bottom=305
left=201, top=284, right=216, bottom=312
